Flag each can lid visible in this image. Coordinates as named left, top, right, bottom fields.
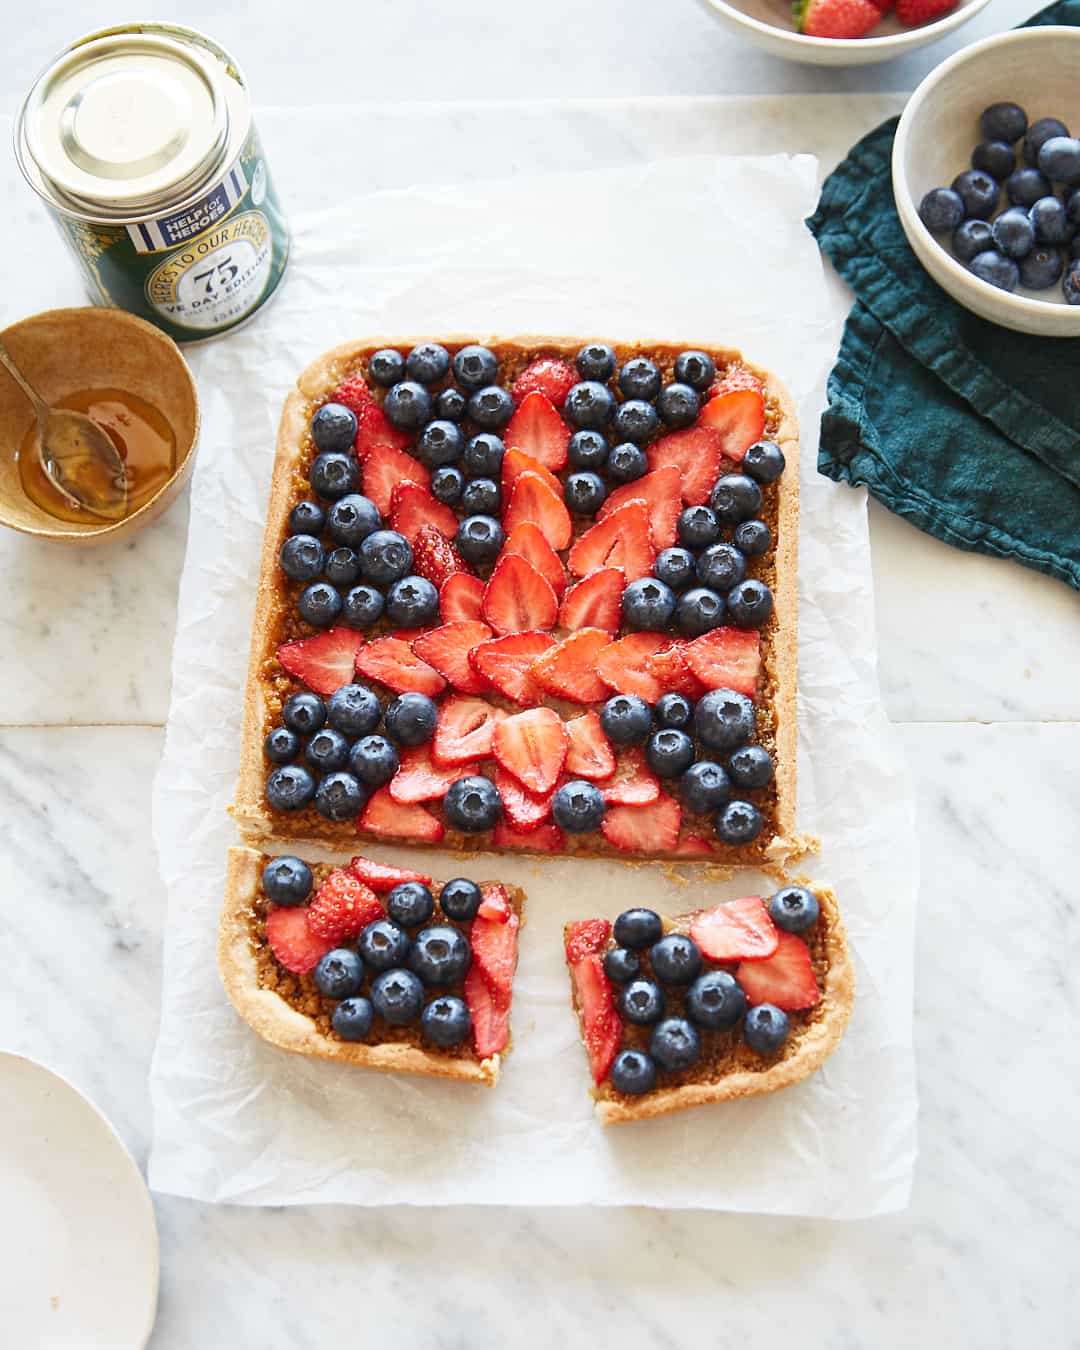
left=21, top=31, right=230, bottom=212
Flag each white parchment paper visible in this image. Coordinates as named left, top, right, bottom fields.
left=149, top=151, right=918, bottom=1215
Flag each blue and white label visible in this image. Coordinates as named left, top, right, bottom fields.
left=125, top=159, right=248, bottom=254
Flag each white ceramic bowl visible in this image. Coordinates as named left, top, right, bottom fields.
left=893, top=27, right=1080, bottom=337
left=697, top=0, right=991, bottom=66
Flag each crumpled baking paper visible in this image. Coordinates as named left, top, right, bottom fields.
left=149, top=151, right=918, bottom=1215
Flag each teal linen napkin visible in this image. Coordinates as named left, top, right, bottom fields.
left=807, top=0, right=1080, bottom=591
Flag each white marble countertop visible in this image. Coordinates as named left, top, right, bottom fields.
left=2, top=3, right=1077, bottom=1346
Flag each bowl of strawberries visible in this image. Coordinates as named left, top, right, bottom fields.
left=697, top=0, right=991, bottom=65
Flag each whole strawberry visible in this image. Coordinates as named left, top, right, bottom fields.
left=794, top=0, right=882, bottom=36
left=895, top=0, right=957, bottom=25
left=306, top=870, right=383, bottom=943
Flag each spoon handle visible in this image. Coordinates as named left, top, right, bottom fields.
left=0, top=339, right=51, bottom=432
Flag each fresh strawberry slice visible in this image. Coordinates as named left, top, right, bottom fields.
left=646, top=426, right=724, bottom=506
left=711, top=367, right=764, bottom=398
left=503, top=470, right=573, bottom=552
left=277, top=627, right=363, bottom=697
left=690, top=895, right=779, bottom=961
left=568, top=952, right=620, bottom=1085
left=359, top=786, right=445, bottom=842
left=362, top=441, right=428, bottom=516
left=565, top=917, right=612, bottom=964
left=482, top=553, right=559, bottom=637
left=558, top=568, right=623, bottom=635
left=492, top=707, right=568, bottom=795
left=564, top=712, right=616, bottom=781
left=476, top=883, right=512, bottom=923
left=736, top=931, right=820, bottom=1010
left=471, top=904, right=520, bottom=1008
left=492, top=819, right=565, bottom=852
left=529, top=628, right=611, bottom=704
left=389, top=744, right=469, bottom=804
left=597, top=465, right=681, bottom=550
left=265, top=905, right=337, bottom=974
left=349, top=855, right=433, bottom=892
left=412, top=621, right=493, bottom=694
left=494, top=766, right=554, bottom=829
left=440, top=571, right=485, bottom=623
left=355, top=636, right=446, bottom=696
left=353, top=401, right=412, bottom=457
left=601, top=793, right=681, bottom=852
left=602, top=747, right=660, bottom=805
left=700, top=378, right=766, bottom=464
left=567, top=499, right=654, bottom=583
left=501, top=446, right=562, bottom=500
left=647, top=641, right=708, bottom=701
left=674, top=834, right=717, bottom=857
left=503, top=391, right=570, bottom=470
left=596, top=632, right=668, bottom=702
left=684, top=627, right=761, bottom=698
left=390, top=480, right=459, bottom=543
left=504, top=522, right=567, bottom=598
left=432, top=693, right=503, bottom=765
left=412, top=523, right=467, bottom=588
left=306, top=870, right=384, bottom=942
left=469, top=630, right=555, bottom=706
left=510, top=356, right=577, bottom=408
left=464, top=963, right=510, bottom=1058
left=328, top=374, right=373, bottom=417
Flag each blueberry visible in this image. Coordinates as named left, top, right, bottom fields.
left=327, top=683, right=382, bottom=737
left=610, top=1048, right=657, bottom=1095
left=360, top=529, right=413, bottom=584
left=384, top=692, right=438, bottom=746
left=918, top=187, right=964, bottom=233
left=461, top=477, right=501, bottom=516
left=452, top=344, right=498, bottom=390
left=371, top=967, right=425, bottom=1025
left=613, top=399, right=659, bottom=444
left=561, top=471, right=605, bottom=516
left=342, top=584, right=385, bottom=629
left=309, top=450, right=357, bottom=500
left=1020, top=246, right=1064, bottom=290
left=463, top=432, right=505, bottom=477
left=314, top=948, right=365, bottom=999
left=1006, top=167, right=1051, bottom=208
left=971, top=139, right=1016, bottom=181
left=289, top=500, right=326, bottom=535
left=1024, top=116, right=1070, bottom=167
left=650, top=1017, right=702, bottom=1072
left=600, top=694, right=652, bottom=745
left=657, top=383, right=700, bottom=429
left=680, top=760, right=731, bottom=815
left=369, top=348, right=405, bottom=386
left=305, top=726, right=350, bottom=772
left=646, top=729, right=695, bottom=778
left=992, top=206, right=1036, bottom=259
left=439, top=878, right=482, bottom=921
left=696, top=542, right=746, bottom=592
left=1064, top=263, right=1080, bottom=304
left=622, top=577, right=677, bottom=630
left=620, top=978, right=666, bottom=1025
left=431, top=464, right=465, bottom=504
left=311, top=402, right=358, bottom=453
left=649, top=934, right=702, bottom=986
left=282, top=691, right=325, bottom=734
left=727, top=743, right=774, bottom=789
left=743, top=1003, right=789, bottom=1054
left=677, top=505, right=721, bottom=549
left=695, top=688, right=754, bottom=751
left=603, top=947, right=641, bottom=984
left=951, top=169, right=999, bottom=220
left=726, top=578, right=773, bottom=628
left=1067, top=189, right=1080, bottom=227
left=332, top=997, right=375, bottom=1041
left=444, top=775, right=503, bottom=832
left=675, top=586, right=725, bottom=637
left=655, top=692, right=693, bottom=730
left=406, top=342, right=450, bottom=384
left=262, top=854, right=313, bottom=904
left=298, top=581, right=342, bottom=627
left=742, top=439, right=786, bottom=484
left=576, top=341, right=616, bottom=381
left=421, top=995, right=472, bottom=1047
left=324, top=547, right=361, bottom=587
left=769, top=885, right=820, bottom=933
left=435, top=386, right=467, bottom=421
left=674, top=350, right=716, bottom=391
left=416, top=419, right=464, bottom=468
left=685, top=970, right=747, bottom=1030
left=952, top=219, right=995, bottom=264
left=1038, top=136, right=1080, bottom=187
left=613, top=909, right=663, bottom=950
left=618, top=358, right=661, bottom=401
left=567, top=429, right=609, bottom=469
left=715, top=799, right=763, bottom=845
left=409, top=925, right=470, bottom=986
left=384, top=380, right=433, bottom=430
left=279, top=534, right=325, bottom=581
left=969, top=250, right=1020, bottom=292
left=733, top=519, right=772, bottom=557
left=387, top=882, right=435, bottom=927
left=606, top=442, right=648, bottom=483
left=314, top=771, right=366, bottom=820
left=348, top=734, right=399, bottom=787
left=467, top=385, right=514, bottom=429
left=326, top=493, right=381, bottom=547
left=980, top=101, right=1027, bottom=145
left=1072, top=237, right=1080, bottom=262
left=264, top=725, right=300, bottom=764
left=359, top=918, right=411, bottom=972
left=455, top=514, right=504, bottom=563
left=551, top=779, right=606, bottom=833
left=710, top=473, right=762, bottom=524
left=266, top=764, right=316, bottom=812
left=654, top=547, right=697, bottom=592
left=564, top=381, right=616, bottom=429
left=1030, top=196, right=1073, bottom=245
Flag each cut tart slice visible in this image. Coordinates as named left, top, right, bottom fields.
left=219, top=845, right=525, bottom=1086
left=563, top=882, right=853, bottom=1123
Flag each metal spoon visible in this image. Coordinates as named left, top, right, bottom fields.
left=0, top=337, right=128, bottom=520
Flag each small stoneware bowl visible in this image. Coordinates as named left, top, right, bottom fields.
left=893, top=27, right=1080, bottom=337
left=0, top=307, right=199, bottom=541
left=697, top=0, right=991, bottom=66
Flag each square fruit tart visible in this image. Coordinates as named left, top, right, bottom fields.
left=565, top=883, right=853, bottom=1123
left=219, top=846, right=524, bottom=1085
left=233, top=336, right=799, bottom=866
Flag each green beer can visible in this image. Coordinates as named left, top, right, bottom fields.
left=14, top=24, right=289, bottom=344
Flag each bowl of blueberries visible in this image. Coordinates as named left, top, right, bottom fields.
left=892, top=27, right=1080, bottom=336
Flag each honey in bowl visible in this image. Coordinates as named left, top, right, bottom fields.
left=16, top=388, right=176, bottom=524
